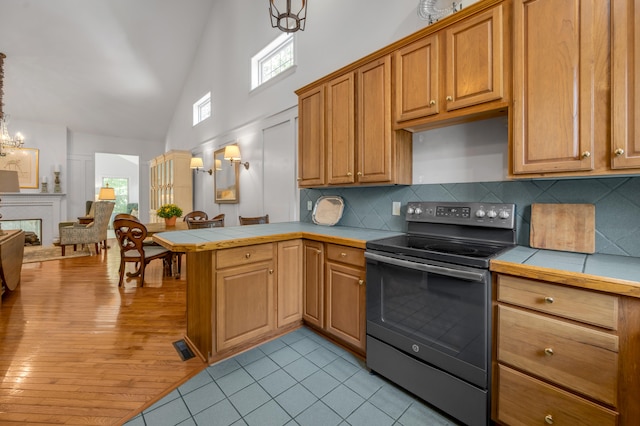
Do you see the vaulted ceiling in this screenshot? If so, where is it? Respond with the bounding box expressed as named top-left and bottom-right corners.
top-left (0, 0), bottom-right (215, 141)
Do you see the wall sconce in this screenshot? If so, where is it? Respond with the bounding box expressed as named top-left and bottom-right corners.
top-left (269, 0), bottom-right (307, 33)
top-left (98, 183), bottom-right (116, 201)
top-left (224, 145), bottom-right (250, 170)
top-left (190, 157), bottom-right (212, 175)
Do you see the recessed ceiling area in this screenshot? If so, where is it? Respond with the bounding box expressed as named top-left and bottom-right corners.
top-left (0, 0), bottom-right (216, 141)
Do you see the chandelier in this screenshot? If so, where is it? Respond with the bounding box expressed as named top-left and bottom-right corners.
top-left (269, 0), bottom-right (307, 33)
top-left (0, 53), bottom-right (25, 157)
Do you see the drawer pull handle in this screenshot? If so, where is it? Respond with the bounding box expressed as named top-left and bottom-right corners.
top-left (245, 253), bottom-right (251, 259)
top-left (545, 414), bottom-right (554, 425)
top-left (544, 347), bottom-right (554, 356)
top-left (544, 296), bottom-right (554, 304)
top-left (341, 253), bottom-right (347, 257)
top-left (358, 280), bottom-right (364, 286)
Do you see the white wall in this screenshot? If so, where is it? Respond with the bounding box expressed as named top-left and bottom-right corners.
top-left (166, 0), bottom-right (483, 219)
top-left (67, 132), bottom-right (164, 222)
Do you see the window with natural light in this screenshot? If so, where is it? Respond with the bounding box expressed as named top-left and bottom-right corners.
top-left (251, 33), bottom-right (295, 90)
top-left (192, 92), bottom-right (211, 126)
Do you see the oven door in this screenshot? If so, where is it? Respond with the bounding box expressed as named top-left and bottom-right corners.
top-left (365, 251), bottom-right (491, 388)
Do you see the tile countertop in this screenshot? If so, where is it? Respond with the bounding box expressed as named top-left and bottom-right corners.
top-left (490, 245), bottom-right (640, 299)
top-left (151, 222), bottom-right (404, 252)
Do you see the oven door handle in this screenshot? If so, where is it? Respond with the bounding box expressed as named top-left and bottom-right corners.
top-left (364, 252), bottom-right (487, 282)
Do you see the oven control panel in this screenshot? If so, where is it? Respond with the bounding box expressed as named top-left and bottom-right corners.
top-left (406, 201), bottom-right (516, 229)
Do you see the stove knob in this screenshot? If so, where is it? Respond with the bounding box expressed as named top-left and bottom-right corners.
top-left (487, 210), bottom-right (498, 219)
top-left (499, 210), bottom-right (510, 219)
top-left (407, 206), bottom-right (415, 215)
top-left (475, 209), bottom-right (486, 218)
top-left (414, 207), bottom-right (423, 215)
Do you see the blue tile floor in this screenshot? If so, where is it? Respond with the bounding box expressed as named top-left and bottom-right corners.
top-left (124, 327), bottom-right (461, 426)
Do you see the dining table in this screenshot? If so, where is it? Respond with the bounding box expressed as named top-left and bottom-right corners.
top-left (144, 221), bottom-right (189, 236)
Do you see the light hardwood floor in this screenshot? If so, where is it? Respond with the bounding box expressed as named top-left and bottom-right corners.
top-left (0, 242), bottom-right (205, 425)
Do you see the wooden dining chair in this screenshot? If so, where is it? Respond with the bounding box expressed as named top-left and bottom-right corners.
top-left (238, 214), bottom-right (269, 225)
top-left (113, 218), bottom-right (173, 286)
top-left (183, 210), bottom-right (208, 222)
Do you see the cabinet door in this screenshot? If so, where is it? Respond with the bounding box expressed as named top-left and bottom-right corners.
top-left (611, 0), bottom-right (640, 169)
top-left (303, 240), bottom-right (324, 328)
top-left (325, 261), bottom-right (366, 352)
top-left (357, 55), bottom-right (393, 183)
top-left (298, 86), bottom-right (325, 187)
top-left (277, 240), bottom-right (303, 328)
top-left (216, 261), bottom-right (275, 351)
top-left (444, 4), bottom-right (504, 111)
top-left (326, 73), bottom-right (356, 185)
top-left (512, 0), bottom-right (599, 174)
top-left (394, 34), bottom-right (440, 123)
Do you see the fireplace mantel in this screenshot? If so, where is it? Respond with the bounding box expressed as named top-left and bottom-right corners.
top-left (0, 193), bottom-right (66, 246)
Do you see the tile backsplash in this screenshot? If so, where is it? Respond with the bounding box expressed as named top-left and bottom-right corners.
top-left (300, 176), bottom-right (640, 257)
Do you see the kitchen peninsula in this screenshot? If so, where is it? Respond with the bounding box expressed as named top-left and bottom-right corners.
top-left (152, 222), bottom-right (402, 363)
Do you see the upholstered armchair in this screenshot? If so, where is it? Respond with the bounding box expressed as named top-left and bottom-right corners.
top-left (57, 201), bottom-right (115, 256)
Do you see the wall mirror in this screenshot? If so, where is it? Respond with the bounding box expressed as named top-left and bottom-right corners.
top-left (214, 146), bottom-right (239, 203)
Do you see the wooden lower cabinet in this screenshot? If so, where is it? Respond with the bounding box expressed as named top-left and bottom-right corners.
top-left (186, 239), bottom-right (367, 363)
top-left (493, 273), bottom-right (640, 425)
top-left (277, 240), bottom-right (303, 328)
top-left (302, 240), bottom-right (324, 328)
top-left (216, 247), bottom-right (275, 352)
top-left (324, 244), bottom-right (366, 353)
top-left (302, 241), bottom-right (366, 354)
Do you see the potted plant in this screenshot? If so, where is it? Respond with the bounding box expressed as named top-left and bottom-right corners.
top-left (156, 203), bottom-right (183, 226)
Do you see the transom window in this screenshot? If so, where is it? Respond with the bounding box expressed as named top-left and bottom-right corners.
top-left (193, 92), bottom-right (211, 126)
top-left (251, 33), bottom-right (295, 90)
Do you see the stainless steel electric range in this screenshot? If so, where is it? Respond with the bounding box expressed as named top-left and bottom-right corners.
top-left (365, 201), bottom-right (516, 426)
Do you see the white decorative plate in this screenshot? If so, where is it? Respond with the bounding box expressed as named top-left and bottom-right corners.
top-left (312, 196), bottom-right (345, 226)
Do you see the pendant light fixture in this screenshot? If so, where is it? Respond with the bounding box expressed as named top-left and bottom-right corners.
top-left (269, 0), bottom-right (307, 33)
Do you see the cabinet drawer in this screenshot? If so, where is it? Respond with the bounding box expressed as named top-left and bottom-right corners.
top-left (496, 364), bottom-right (618, 426)
top-left (216, 243), bottom-right (274, 269)
top-left (497, 275), bottom-right (619, 330)
top-left (498, 305), bottom-right (618, 406)
top-left (326, 244), bottom-right (364, 267)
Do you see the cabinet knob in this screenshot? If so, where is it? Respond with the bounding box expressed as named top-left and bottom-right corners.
top-left (357, 171), bottom-right (362, 176)
top-left (544, 296), bottom-right (554, 304)
top-left (245, 253), bottom-right (251, 259)
top-left (545, 414), bottom-right (554, 425)
top-left (581, 151), bottom-right (591, 158)
top-left (340, 253), bottom-right (347, 257)
top-left (615, 148), bottom-right (625, 156)
top-left (446, 96), bottom-right (453, 101)
top-left (347, 172), bottom-right (353, 176)
top-left (269, 269), bottom-right (274, 274)
top-left (429, 100), bottom-right (436, 106)
top-left (544, 347), bottom-right (554, 356)
top-left (297, 177), bottom-right (302, 181)
top-left (358, 280), bottom-right (364, 286)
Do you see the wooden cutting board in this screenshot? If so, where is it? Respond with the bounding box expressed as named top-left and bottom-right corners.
top-left (530, 203), bottom-right (595, 253)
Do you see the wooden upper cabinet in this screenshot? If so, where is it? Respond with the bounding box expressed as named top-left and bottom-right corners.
top-left (512, 0), bottom-right (602, 174)
top-left (358, 56), bottom-right (394, 183)
top-left (298, 85), bottom-right (325, 187)
top-left (611, 0), bottom-right (640, 169)
top-left (326, 73), bottom-right (356, 185)
top-left (394, 1), bottom-right (508, 130)
top-left (394, 34), bottom-right (440, 122)
top-left (444, 4), bottom-right (504, 111)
